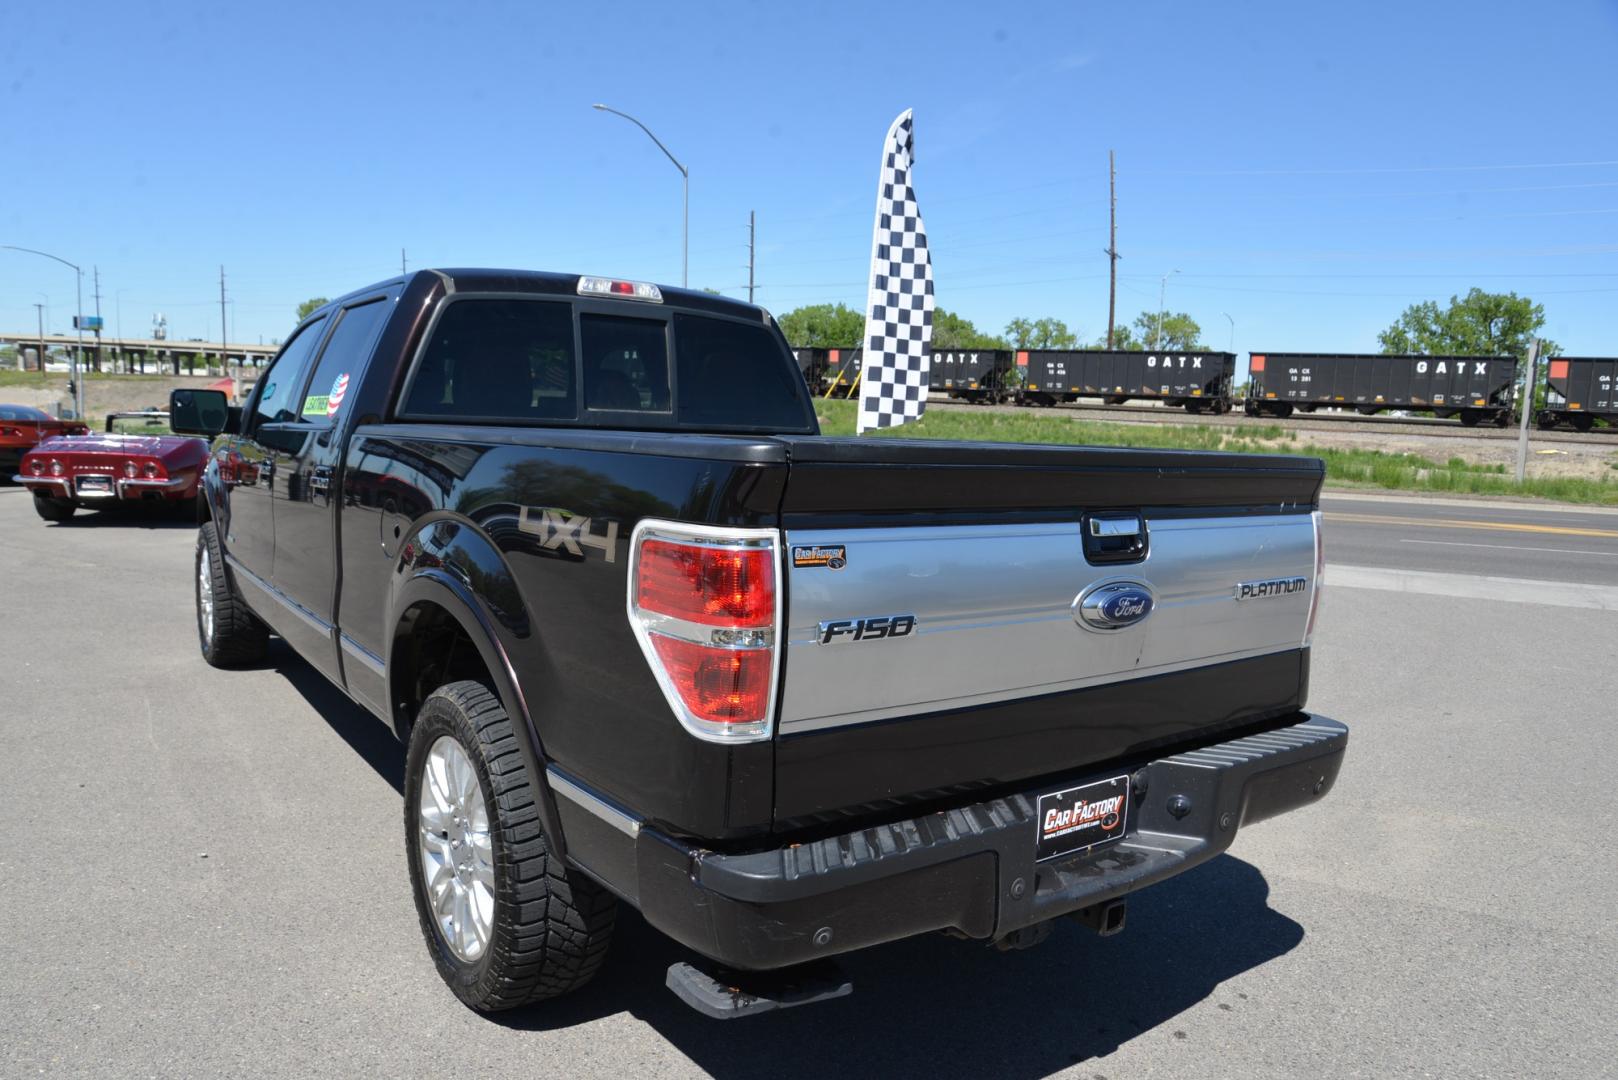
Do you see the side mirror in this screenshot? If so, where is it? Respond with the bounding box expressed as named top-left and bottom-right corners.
top-left (170, 389), bottom-right (233, 436)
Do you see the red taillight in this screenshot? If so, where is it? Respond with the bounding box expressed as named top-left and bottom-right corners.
top-left (636, 540), bottom-right (774, 626)
top-left (628, 522), bottom-right (779, 742)
top-left (144, 461), bottom-right (161, 478)
top-left (649, 635), bottom-right (773, 725)
top-left (1304, 510), bottom-right (1325, 647)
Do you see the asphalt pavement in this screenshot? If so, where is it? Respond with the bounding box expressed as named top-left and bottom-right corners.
top-left (1, 484), bottom-right (1615, 1079)
top-left (1324, 491), bottom-right (1618, 585)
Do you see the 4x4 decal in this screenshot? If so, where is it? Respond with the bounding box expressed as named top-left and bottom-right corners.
top-left (518, 507), bottom-right (620, 563)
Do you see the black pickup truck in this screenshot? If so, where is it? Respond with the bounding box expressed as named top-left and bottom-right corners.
top-left (171, 269), bottom-right (1346, 1018)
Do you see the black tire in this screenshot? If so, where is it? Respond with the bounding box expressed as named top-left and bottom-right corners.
top-left (173, 495), bottom-right (199, 521)
top-left (33, 494), bottom-right (75, 522)
top-left (405, 681), bottom-right (616, 1011)
top-left (195, 520), bottom-right (269, 666)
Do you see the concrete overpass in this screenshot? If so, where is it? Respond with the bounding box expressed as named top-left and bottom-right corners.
top-left (0, 331), bottom-right (279, 375)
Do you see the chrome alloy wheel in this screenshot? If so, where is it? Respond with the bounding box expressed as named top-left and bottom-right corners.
top-left (198, 544), bottom-right (215, 644)
top-left (418, 736), bottom-right (495, 962)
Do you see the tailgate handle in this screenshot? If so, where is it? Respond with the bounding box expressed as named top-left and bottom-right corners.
top-left (1089, 518), bottom-right (1140, 538)
top-left (1083, 512), bottom-right (1148, 564)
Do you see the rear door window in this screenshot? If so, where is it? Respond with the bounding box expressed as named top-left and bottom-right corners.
top-left (300, 298), bottom-right (391, 423)
top-left (581, 314), bottom-right (670, 413)
top-left (674, 315), bottom-right (811, 430)
top-left (402, 299), bottom-right (576, 420)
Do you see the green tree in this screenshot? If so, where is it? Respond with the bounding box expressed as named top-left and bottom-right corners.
top-left (932, 308), bottom-right (1008, 350)
top-left (1094, 324), bottom-right (1144, 350)
top-left (296, 297), bottom-right (329, 322)
top-left (776, 303), bottom-right (865, 348)
top-left (1130, 310), bottom-right (1204, 351)
top-left (1378, 288), bottom-right (1557, 358)
top-left (1004, 316), bottom-right (1078, 349)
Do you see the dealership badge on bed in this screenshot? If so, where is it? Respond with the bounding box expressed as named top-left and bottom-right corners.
top-left (326, 373), bottom-right (350, 417)
top-left (856, 109), bottom-right (935, 435)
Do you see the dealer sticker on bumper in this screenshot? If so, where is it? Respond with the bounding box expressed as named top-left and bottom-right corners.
top-left (1036, 775), bottom-right (1130, 862)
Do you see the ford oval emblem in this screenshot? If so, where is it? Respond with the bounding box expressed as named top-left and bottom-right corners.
top-left (1074, 581), bottom-right (1156, 632)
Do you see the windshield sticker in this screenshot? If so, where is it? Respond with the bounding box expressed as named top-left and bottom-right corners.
top-left (327, 373), bottom-right (350, 417)
top-left (301, 394), bottom-right (328, 416)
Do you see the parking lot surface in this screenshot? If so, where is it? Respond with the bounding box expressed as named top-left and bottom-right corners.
top-left (2, 485), bottom-right (1614, 1079)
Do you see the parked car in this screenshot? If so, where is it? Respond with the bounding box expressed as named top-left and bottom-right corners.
top-left (0, 403), bottom-right (89, 476)
top-left (13, 412), bottom-right (209, 522)
top-left (173, 269), bottom-right (1345, 1019)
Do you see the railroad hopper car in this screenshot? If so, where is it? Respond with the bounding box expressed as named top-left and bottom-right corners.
top-left (792, 347), bottom-right (864, 398)
top-left (1538, 357), bottom-right (1616, 431)
top-left (1018, 350), bottom-right (1236, 413)
top-left (1246, 352), bottom-right (1516, 426)
top-left (932, 349), bottom-right (1016, 403)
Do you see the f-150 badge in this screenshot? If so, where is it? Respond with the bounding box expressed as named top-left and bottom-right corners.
top-left (817, 614), bottom-right (916, 645)
top-left (518, 507), bottom-right (619, 563)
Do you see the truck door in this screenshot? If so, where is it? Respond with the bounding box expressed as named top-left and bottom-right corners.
top-left (220, 314), bottom-right (329, 591)
top-left (269, 294), bottom-right (395, 684)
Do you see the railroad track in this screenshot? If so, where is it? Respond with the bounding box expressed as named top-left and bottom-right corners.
top-left (922, 397), bottom-right (1618, 447)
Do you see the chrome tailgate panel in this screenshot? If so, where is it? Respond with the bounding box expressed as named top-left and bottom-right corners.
top-left (779, 512), bottom-right (1316, 734)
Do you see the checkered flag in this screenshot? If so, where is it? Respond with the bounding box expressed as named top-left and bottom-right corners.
top-left (857, 110), bottom-right (934, 434)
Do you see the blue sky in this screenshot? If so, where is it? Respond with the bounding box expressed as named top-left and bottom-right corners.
top-left (3, 0), bottom-right (1616, 370)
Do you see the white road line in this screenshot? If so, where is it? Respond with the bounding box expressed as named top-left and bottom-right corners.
top-left (1332, 565), bottom-right (1618, 610)
top-left (1399, 538), bottom-right (1616, 557)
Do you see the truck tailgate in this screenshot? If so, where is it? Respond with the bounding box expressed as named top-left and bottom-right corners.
top-left (771, 436), bottom-right (1323, 827)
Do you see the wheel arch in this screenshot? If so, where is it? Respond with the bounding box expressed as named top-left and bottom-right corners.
top-left (386, 561), bottom-right (569, 860)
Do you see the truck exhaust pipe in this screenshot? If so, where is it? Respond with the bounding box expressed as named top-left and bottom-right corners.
top-left (1069, 899), bottom-right (1127, 937)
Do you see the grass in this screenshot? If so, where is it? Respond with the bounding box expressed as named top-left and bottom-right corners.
top-left (813, 399), bottom-right (1618, 506)
top-left (0, 369), bottom-right (194, 387)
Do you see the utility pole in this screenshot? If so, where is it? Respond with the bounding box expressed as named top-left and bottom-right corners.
top-left (220, 266), bottom-right (231, 390)
top-left (1514, 338), bottom-right (1542, 484)
top-left (33, 303), bottom-right (44, 374)
top-left (401, 248), bottom-right (408, 275)
top-left (92, 266), bottom-right (105, 372)
top-left (1105, 150), bottom-right (1119, 350)
top-left (747, 211), bottom-right (756, 304)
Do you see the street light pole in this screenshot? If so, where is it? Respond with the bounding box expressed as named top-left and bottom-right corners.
top-left (592, 104), bottom-right (688, 287)
top-left (4, 244), bottom-right (86, 417)
top-left (1222, 312), bottom-right (1235, 353)
top-left (1155, 269), bottom-right (1180, 350)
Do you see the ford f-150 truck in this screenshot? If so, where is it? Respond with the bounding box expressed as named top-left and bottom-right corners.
top-left (170, 269), bottom-right (1345, 1019)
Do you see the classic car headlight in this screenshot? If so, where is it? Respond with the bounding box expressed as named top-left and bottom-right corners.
top-left (49, 459), bottom-right (63, 476)
top-left (124, 460), bottom-right (138, 478)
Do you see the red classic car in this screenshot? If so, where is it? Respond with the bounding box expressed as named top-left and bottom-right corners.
top-left (0, 403), bottom-right (90, 476)
top-left (14, 412), bottom-right (210, 522)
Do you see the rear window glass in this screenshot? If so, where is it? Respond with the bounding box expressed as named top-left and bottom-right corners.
top-left (675, 315), bottom-right (809, 430)
top-left (581, 314), bottom-right (670, 413)
top-left (403, 299), bottom-right (576, 420)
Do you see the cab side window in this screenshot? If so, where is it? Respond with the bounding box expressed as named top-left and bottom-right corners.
top-left (252, 316), bottom-right (328, 433)
top-left (299, 299), bottom-right (390, 424)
